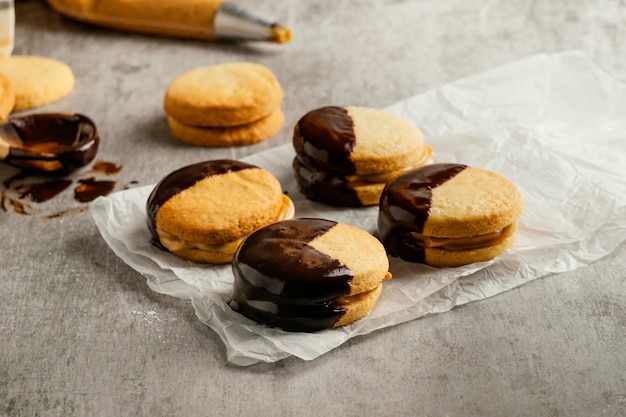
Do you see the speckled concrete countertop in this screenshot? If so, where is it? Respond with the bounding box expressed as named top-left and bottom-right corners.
top-left (2, 1), bottom-right (625, 416)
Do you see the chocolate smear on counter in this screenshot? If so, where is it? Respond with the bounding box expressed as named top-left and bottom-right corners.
top-left (0, 158), bottom-right (127, 216)
top-left (74, 178), bottom-right (116, 203)
top-left (16, 179), bottom-right (73, 203)
top-left (45, 207), bottom-right (88, 219)
top-left (91, 161), bottom-right (123, 175)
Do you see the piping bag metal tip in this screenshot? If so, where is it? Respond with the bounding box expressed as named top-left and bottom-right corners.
top-left (214, 2), bottom-right (292, 44)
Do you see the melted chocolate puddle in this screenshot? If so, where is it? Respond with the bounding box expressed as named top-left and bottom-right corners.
top-left (2, 113), bottom-right (100, 175)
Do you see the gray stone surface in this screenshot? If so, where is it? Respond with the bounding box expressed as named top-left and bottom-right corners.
top-left (1, 0), bottom-right (625, 416)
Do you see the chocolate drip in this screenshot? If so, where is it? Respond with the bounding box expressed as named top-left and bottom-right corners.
top-left (146, 159), bottom-right (254, 249)
top-left (294, 106), bottom-right (357, 174)
top-left (378, 163), bottom-right (466, 263)
top-left (4, 113), bottom-right (99, 175)
top-left (292, 158), bottom-right (361, 207)
top-left (292, 106), bottom-right (367, 205)
top-left (229, 218), bottom-right (353, 332)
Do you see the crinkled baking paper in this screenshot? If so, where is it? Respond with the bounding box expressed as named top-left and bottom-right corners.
top-left (91, 51), bottom-right (626, 366)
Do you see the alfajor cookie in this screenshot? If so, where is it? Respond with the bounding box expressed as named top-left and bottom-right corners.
top-left (378, 163), bottom-right (524, 267)
top-left (229, 218), bottom-right (392, 332)
top-left (147, 159), bottom-right (294, 264)
top-left (0, 55), bottom-right (75, 111)
top-left (167, 107), bottom-right (284, 147)
top-left (164, 62), bottom-right (284, 127)
top-left (0, 74), bottom-right (15, 119)
top-left (293, 106), bottom-right (434, 207)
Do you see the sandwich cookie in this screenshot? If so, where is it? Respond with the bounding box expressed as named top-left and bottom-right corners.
top-left (164, 62), bottom-right (284, 147)
top-left (378, 163), bottom-right (524, 267)
top-left (229, 218), bottom-right (392, 332)
top-left (0, 55), bottom-right (75, 111)
top-left (147, 159), bottom-right (294, 264)
top-left (293, 106), bottom-right (434, 206)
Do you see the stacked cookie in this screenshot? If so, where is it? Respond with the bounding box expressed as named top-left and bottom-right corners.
top-left (229, 218), bottom-right (392, 332)
top-left (378, 163), bottom-right (525, 267)
top-left (293, 105), bottom-right (434, 206)
top-left (164, 62), bottom-right (285, 147)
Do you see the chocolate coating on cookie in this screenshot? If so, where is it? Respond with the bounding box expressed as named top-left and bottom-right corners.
top-left (292, 158), bottom-right (362, 206)
top-left (146, 159), bottom-right (253, 250)
top-left (229, 218), bottom-right (354, 332)
top-left (378, 163), bottom-right (467, 263)
top-left (294, 106), bottom-right (357, 174)
top-left (292, 107), bottom-right (365, 206)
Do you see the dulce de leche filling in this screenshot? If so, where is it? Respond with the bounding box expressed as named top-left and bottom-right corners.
top-left (343, 145), bottom-right (434, 187)
top-left (409, 221), bottom-right (517, 251)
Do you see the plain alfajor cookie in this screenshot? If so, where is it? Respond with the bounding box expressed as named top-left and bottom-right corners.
top-left (378, 163), bottom-right (524, 267)
top-left (229, 218), bottom-right (392, 332)
top-left (147, 159), bottom-right (294, 264)
top-left (0, 55), bottom-right (75, 111)
top-left (293, 106), bottom-right (434, 206)
top-left (164, 62), bottom-right (284, 128)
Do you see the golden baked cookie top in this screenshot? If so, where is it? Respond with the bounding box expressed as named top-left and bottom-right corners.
top-left (148, 159), bottom-right (287, 246)
top-left (164, 62), bottom-right (283, 127)
top-left (0, 55), bottom-right (75, 111)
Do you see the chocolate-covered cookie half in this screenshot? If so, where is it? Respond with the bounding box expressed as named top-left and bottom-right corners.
top-left (229, 218), bottom-right (392, 332)
top-left (378, 163), bottom-right (524, 266)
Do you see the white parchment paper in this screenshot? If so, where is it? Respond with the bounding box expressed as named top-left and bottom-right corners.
top-left (91, 51), bottom-right (626, 366)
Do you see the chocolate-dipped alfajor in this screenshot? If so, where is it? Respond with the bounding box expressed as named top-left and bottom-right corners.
top-left (146, 159), bottom-right (294, 264)
top-left (378, 163), bottom-right (524, 267)
top-left (229, 218), bottom-right (392, 332)
top-left (292, 106), bottom-right (434, 207)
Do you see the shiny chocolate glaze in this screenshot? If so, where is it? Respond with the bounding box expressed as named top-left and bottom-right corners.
top-left (293, 106), bottom-right (366, 206)
top-left (146, 159), bottom-right (254, 250)
top-left (378, 163), bottom-right (467, 263)
top-left (292, 158), bottom-right (361, 207)
top-left (3, 113), bottom-right (99, 175)
top-left (229, 218), bottom-right (353, 332)
top-left (294, 106), bottom-right (356, 173)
